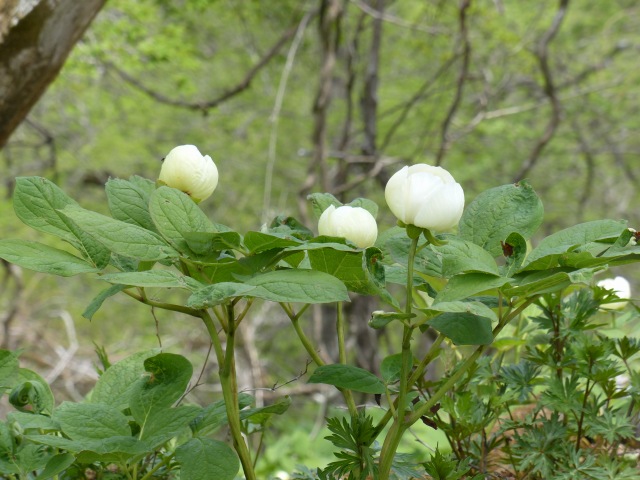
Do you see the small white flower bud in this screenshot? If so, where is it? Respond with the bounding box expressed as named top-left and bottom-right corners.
top-left (318, 205), bottom-right (378, 248)
top-left (158, 145), bottom-right (219, 203)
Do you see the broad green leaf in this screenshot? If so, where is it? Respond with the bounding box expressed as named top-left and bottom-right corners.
top-left (422, 301), bottom-right (498, 323)
top-left (7, 412), bottom-right (57, 431)
top-left (12, 176), bottom-right (110, 268)
top-left (0, 240), bottom-right (99, 276)
top-left (308, 364), bottom-right (385, 394)
top-left (1, 443), bottom-right (50, 475)
top-left (90, 349), bottom-right (159, 409)
top-left (99, 270), bottom-right (204, 290)
top-left (307, 192), bottom-right (342, 219)
top-left (129, 353), bottom-right (193, 425)
top-left (245, 269), bottom-right (349, 303)
top-left (190, 394), bottom-right (254, 436)
top-left (504, 267), bottom-right (604, 297)
top-left (268, 215), bottom-right (314, 240)
top-left (35, 453), bottom-right (75, 480)
top-left (436, 273), bottom-right (512, 303)
top-left (183, 231), bottom-right (244, 256)
top-left (10, 369), bottom-right (54, 415)
top-left (385, 236), bottom-right (442, 278)
top-left (105, 177), bottom-right (156, 231)
top-left (459, 181), bottom-right (544, 257)
top-left (243, 231), bottom-right (301, 253)
top-left (176, 438), bottom-right (239, 480)
top-left (426, 313), bottom-right (493, 345)
top-left (308, 248), bottom-right (373, 294)
top-left (381, 353), bottom-right (408, 384)
top-left (139, 405), bottom-right (202, 448)
top-left (149, 186), bottom-right (216, 254)
top-left (54, 402), bottom-right (131, 440)
top-left (26, 434), bottom-right (147, 462)
top-left (432, 237), bottom-right (500, 277)
top-left (59, 204), bottom-right (178, 261)
top-left (0, 350), bottom-right (19, 391)
top-left (522, 220), bottom-right (628, 271)
top-left (187, 282), bottom-right (256, 308)
top-left (82, 284), bottom-right (126, 320)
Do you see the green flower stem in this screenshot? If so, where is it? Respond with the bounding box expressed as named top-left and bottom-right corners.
top-left (378, 235), bottom-right (419, 479)
top-left (407, 296), bottom-right (538, 425)
top-left (219, 302), bottom-right (257, 480)
top-left (336, 302), bottom-right (358, 417)
top-left (281, 302), bottom-right (358, 417)
top-left (138, 453), bottom-right (174, 480)
top-left (200, 310), bottom-right (225, 367)
top-left (408, 334), bottom-right (445, 387)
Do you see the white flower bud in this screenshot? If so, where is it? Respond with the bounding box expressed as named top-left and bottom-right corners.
top-left (158, 145), bottom-right (219, 203)
top-left (597, 276), bottom-right (631, 310)
top-left (384, 164), bottom-right (464, 232)
top-left (318, 205), bottom-right (377, 248)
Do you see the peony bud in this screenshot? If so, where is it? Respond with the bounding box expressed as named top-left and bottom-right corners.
top-left (158, 145), bottom-right (219, 203)
top-left (385, 164), bottom-right (464, 232)
top-left (318, 205), bottom-right (378, 248)
top-left (597, 276), bottom-right (631, 310)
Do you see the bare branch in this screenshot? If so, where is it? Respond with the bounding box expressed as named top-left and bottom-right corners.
top-left (360, 0), bottom-right (383, 157)
top-left (435, 0), bottom-right (472, 166)
top-left (571, 120), bottom-right (595, 221)
top-left (349, 0), bottom-right (447, 35)
top-left (105, 23), bottom-right (299, 113)
top-left (513, 0), bottom-right (570, 182)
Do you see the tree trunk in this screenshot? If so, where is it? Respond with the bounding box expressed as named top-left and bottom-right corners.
top-left (0, 0), bottom-right (106, 148)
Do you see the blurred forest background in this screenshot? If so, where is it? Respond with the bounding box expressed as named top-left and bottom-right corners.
top-left (1, 0), bottom-right (639, 473)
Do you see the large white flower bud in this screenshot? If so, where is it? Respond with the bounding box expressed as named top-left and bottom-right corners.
top-left (597, 276), bottom-right (631, 310)
top-left (318, 205), bottom-right (378, 248)
top-left (385, 164), bottom-right (464, 232)
top-left (158, 145), bottom-right (219, 203)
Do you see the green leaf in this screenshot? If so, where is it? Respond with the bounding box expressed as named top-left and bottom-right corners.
top-left (99, 270), bottom-right (204, 290)
top-left (501, 232), bottom-right (528, 277)
top-left (0, 240), bottom-right (100, 277)
top-left (149, 186), bottom-right (217, 254)
top-left (521, 220), bottom-right (627, 271)
top-left (139, 405), bottom-right (202, 448)
top-left (381, 353), bottom-right (408, 384)
top-left (307, 192), bottom-right (342, 219)
top-left (308, 248), bottom-right (374, 295)
top-left (176, 438), bottom-right (239, 480)
top-left (436, 273), bottom-right (512, 303)
top-left (308, 364), bottom-right (385, 394)
top-left (183, 231), bottom-right (243, 256)
top-left (26, 434), bottom-right (147, 462)
top-left (347, 198), bottom-right (378, 218)
top-left (0, 350), bottom-right (20, 392)
top-left (58, 204), bottom-right (178, 261)
top-left (268, 216), bottom-right (314, 240)
top-left (187, 282), bottom-right (257, 308)
top-left (240, 396), bottom-right (292, 425)
top-left (129, 353), bottom-right (193, 425)
top-left (504, 267), bottom-right (604, 297)
top-left (459, 181), bottom-right (544, 257)
top-left (9, 369), bottom-right (54, 415)
top-left (82, 284), bottom-right (127, 320)
top-left (190, 394), bottom-right (254, 436)
top-left (35, 453), bottom-right (75, 480)
top-left (432, 237), bottom-right (500, 277)
top-left (243, 231), bottom-right (301, 254)
top-left (385, 236), bottom-right (442, 278)
top-left (426, 313), bottom-right (493, 345)
top-left (368, 311), bottom-right (414, 329)
top-left (7, 412), bottom-right (57, 431)
top-left (12, 176), bottom-right (110, 268)
top-left (245, 269), bottom-right (349, 303)
top-left (422, 300), bottom-right (498, 323)
top-left (54, 402), bottom-right (131, 440)
top-left (105, 177), bottom-right (156, 231)
top-left (89, 349), bottom-right (159, 409)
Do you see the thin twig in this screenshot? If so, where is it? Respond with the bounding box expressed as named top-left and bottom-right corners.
top-left (105, 24), bottom-right (299, 113)
top-left (435, 0), bottom-right (472, 166)
top-left (513, 0), bottom-right (571, 181)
